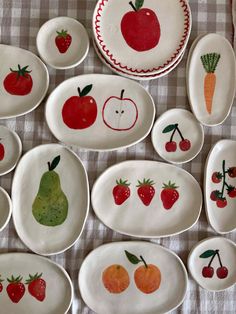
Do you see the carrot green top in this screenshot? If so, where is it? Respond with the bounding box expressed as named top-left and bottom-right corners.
top-left (201, 53), bottom-right (221, 73)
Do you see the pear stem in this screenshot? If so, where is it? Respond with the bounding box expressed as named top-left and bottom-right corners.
top-left (129, 1), bottom-right (137, 11)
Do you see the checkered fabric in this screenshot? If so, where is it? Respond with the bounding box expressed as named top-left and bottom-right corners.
top-left (0, 0), bottom-right (235, 313)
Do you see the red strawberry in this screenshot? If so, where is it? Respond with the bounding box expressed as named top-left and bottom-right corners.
top-left (227, 186), bottom-right (236, 198)
top-left (26, 272), bottom-right (46, 302)
top-left (113, 179), bottom-right (131, 205)
top-left (7, 275), bottom-right (25, 303)
top-left (211, 172), bottom-right (223, 183)
top-left (0, 275), bottom-right (4, 293)
top-left (227, 167), bottom-right (236, 178)
top-left (137, 179), bottom-right (155, 206)
top-left (216, 197), bottom-right (227, 208)
top-left (55, 29), bottom-right (72, 53)
top-left (210, 190), bottom-right (221, 201)
top-left (161, 181), bottom-right (179, 210)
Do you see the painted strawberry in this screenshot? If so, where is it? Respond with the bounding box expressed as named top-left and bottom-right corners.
top-left (211, 172), bottom-right (223, 183)
top-left (228, 167), bottom-right (236, 178)
top-left (26, 272), bottom-right (46, 302)
top-left (137, 179), bottom-right (155, 206)
top-left (161, 181), bottom-right (179, 210)
top-left (216, 197), bottom-right (227, 208)
top-left (113, 179), bottom-right (131, 205)
top-left (7, 275), bottom-right (25, 303)
top-left (0, 275), bottom-right (4, 293)
top-left (227, 186), bottom-right (236, 198)
top-left (55, 29), bottom-right (72, 53)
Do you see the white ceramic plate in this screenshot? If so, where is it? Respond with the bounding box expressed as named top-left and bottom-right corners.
top-left (45, 74), bottom-right (155, 151)
top-left (188, 237), bottom-right (236, 291)
top-left (0, 253), bottom-right (73, 313)
top-left (151, 109), bottom-right (204, 164)
top-left (12, 144), bottom-right (89, 255)
top-left (93, 0), bottom-right (191, 75)
top-left (92, 160), bottom-right (202, 238)
top-left (0, 125), bottom-right (22, 176)
top-left (79, 241), bottom-right (188, 314)
top-left (204, 140), bottom-right (236, 234)
top-left (0, 44), bottom-right (49, 119)
top-left (37, 17), bottom-right (89, 70)
top-left (187, 33), bottom-right (236, 126)
top-left (0, 187), bottom-right (12, 232)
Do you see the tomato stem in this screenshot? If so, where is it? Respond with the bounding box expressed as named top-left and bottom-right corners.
top-left (220, 160), bottom-right (227, 197)
top-left (129, 1), bottom-right (137, 11)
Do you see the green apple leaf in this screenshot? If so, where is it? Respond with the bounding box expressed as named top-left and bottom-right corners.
top-left (49, 155), bottom-right (61, 171)
top-left (162, 124), bottom-right (177, 133)
top-left (79, 84), bottom-right (93, 97)
top-left (199, 250), bottom-right (216, 258)
top-left (125, 250), bottom-right (141, 264)
top-left (135, 0), bottom-right (144, 11)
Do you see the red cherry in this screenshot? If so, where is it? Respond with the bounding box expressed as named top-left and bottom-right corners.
top-left (179, 139), bottom-right (191, 151)
top-left (211, 172), bottom-right (222, 183)
top-left (165, 141), bottom-right (177, 152)
top-left (216, 266), bottom-right (228, 279)
top-left (216, 198), bottom-right (227, 208)
top-left (210, 190), bottom-right (220, 201)
top-left (202, 266), bottom-right (214, 278)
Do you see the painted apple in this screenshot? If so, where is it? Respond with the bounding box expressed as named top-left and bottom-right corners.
top-left (62, 84), bottom-right (98, 129)
top-left (102, 89), bottom-right (138, 131)
top-left (0, 139), bottom-right (4, 161)
top-left (121, 0), bottom-right (161, 52)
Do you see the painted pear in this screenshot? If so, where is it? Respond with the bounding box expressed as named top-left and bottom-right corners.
top-left (32, 155), bottom-right (68, 227)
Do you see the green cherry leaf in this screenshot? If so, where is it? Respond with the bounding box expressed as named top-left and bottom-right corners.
top-left (125, 250), bottom-right (141, 264)
top-left (80, 84), bottom-right (93, 97)
top-left (135, 0), bottom-right (144, 10)
top-left (162, 124), bottom-right (177, 133)
top-left (50, 155), bottom-right (61, 171)
top-left (199, 250), bottom-right (216, 258)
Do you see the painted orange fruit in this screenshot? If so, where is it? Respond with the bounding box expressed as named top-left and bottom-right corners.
top-left (134, 264), bottom-right (161, 294)
top-left (102, 264), bottom-right (130, 294)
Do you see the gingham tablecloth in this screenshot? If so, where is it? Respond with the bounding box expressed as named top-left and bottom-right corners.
top-left (0, 1), bottom-right (235, 313)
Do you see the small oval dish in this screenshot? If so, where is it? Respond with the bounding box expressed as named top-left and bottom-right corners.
top-left (188, 237), bottom-right (236, 291)
top-left (187, 33), bottom-right (236, 126)
top-left (151, 109), bottom-right (204, 164)
top-left (204, 140), bottom-right (236, 234)
top-left (0, 125), bottom-right (22, 176)
top-left (91, 160), bottom-right (202, 238)
top-left (0, 187), bottom-right (12, 232)
top-left (36, 16), bottom-right (89, 70)
top-left (12, 144), bottom-right (89, 255)
top-left (79, 241), bottom-right (188, 314)
top-left (0, 253), bottom-right (73, 314)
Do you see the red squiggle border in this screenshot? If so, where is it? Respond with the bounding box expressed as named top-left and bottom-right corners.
top-left (94, 0), bottom-right (191, 74)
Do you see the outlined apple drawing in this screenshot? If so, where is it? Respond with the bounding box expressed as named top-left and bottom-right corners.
top-left (121, 0), bottom-right (161, 52)
top-left (102, 89), bottom-right (138, 131)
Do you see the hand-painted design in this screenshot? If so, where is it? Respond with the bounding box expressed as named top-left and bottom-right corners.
top-left (113, 179), bottom-right (131, 205)
top-left (26, 273), bottom-right (46, 302)
top-left (0, 275), bottom-right (4, 293)
top-left (102, 265), bottom-right (130, 294)
top-left (102, 89), bottom-right (138, 131)
top-left (3, 65), bottom-right (33, 96)
top-left (125, 250), bottom-right (161, 294)
top-left (55, 29), bottom-right (72, 53)
top-left (201, 53), bottom-right (221, 114)
top-left (62, 84), bottom-right (98, 130)
top-left (32, 155), bottom-right (69, 226)
top-left (162, 123), bottom-right (191, 152)
top-left (210, 160), bottom-right (236, 208)
top-left (161, 181), bottom-right (179, 210)
top-left (0, 139), bottom-right (5, 161)
top-left (200, 249), bottom-right (228, 279)
top-left (7, 275), bottom-right (25, 303)
top-left (136, 179), bottom-right (155, 206)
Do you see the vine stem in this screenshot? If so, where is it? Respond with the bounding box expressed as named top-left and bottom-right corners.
top-left (221, 160), bottom-right (227, 197)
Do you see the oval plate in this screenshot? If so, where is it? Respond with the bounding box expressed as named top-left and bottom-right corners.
top-left (0, 44), bottom-right (49, 119)
top-left (92, 160), bottom-right (202, 237)
top-left (0, 253), bottom-right (73, 313)
top-left (45, 74), bottom-right (155, 151)
top-left (204, 140), bottom-right (236, 234)
top-left (79, 241), bottom-right (188, 314)
top-left (12, 144), bottom-right (89, 255)
top-left (0, 186), bottom-right (12, 232)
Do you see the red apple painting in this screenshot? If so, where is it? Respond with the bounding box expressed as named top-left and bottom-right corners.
top-left (0, 139), bottom-right (5, 161)
top-left (102, 89), bottom-right (138, 131)
top-left (121, 0), bottom-right (161, 52)
top-left (62, 84), bottom-right (98, 129)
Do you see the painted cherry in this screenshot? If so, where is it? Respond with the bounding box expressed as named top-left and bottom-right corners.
top-left (179, 139), bottom-right (191, 151)
top-left (165, 141), bottom-right (177, 152)
top-left (217, 267), bottom-right (228, 279)
top-left (202, 266), bottom-right (214, 278)
top-left (0, 139), bottom-right (5, 161)
top-left (162, 124), bottom-right (191, 153)
top-left (200, 249), bottom-right (228, 280)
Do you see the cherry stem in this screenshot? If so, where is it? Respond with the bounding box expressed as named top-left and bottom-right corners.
top-left (176, 125), bottom-right (185, 141)
top-left (208, 250), bottom-right (218, 267)
top-left (221, 160), bottom-right (227, 197)
top-left (120, 89), bottom-right (125, 100)
top-left (170, 124), bottom-right (179, 142)
top-left (47, 162), bottom-right (51, 171)
top-left (140, 255), bottom-right (148, 269)
top-left (129, 1), bottom-right (137, 11)
top-left (216, 250), bottom-right (223, 267)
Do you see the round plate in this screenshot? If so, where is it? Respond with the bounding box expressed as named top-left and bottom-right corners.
top-left (37, 17), bottom-right (89, 70)
top-left (188, 237), bottom-right (236, 291)
top-left (12, 144), bottom-right (89, 255)
top-left (151, 109), bottom-right (204, 164)
top-left (0, 187), bottom-right (12, 232)
top-left (0, 125), bottom-right (22, 176)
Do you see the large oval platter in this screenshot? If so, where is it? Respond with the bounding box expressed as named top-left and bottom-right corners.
top-left (0, 253), bottom-right (73, 314)
top-left (79, 241), bottom-right (188, 314)
top-left (45, 74), bottom-right (155, 151)
top-left (92, 160), bottom-right (202, 237)
top-left (12, 144), bottom-right (89, 255)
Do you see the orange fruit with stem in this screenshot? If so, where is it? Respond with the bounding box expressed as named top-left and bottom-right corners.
top-left (102, 264), bottom-right (130, 294)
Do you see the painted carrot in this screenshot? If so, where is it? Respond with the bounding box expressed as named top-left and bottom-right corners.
top-left (201, 53), bottom-right (221, 114)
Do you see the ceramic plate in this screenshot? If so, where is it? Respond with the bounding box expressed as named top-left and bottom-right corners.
top-left (45, 74), bottom-right (155, 151)
top-left (0, 44), bottom-right (49, 119)
top-left (151, 109), bottom-right (204, 164)
top-left (0, 125), bottom-right (22, 176)
top-left (79, 241), bottom-right (188, 314)
top-left (187, 33), bottom-right (236, 126)
top-left (92, 160), bottom-right (202, 238)
top-left (0, 253), bottom-right (73, 313)
top-left (93, 0), bottom-right (191, 75)
top-left (37, 17), bottom-right (89, 70)
top-left (204, 140), bottom-right (236, 234)
top-left (0, 187), bottom-right (12, 232)
top-left (12, 144), bottom-right (89, 255)
top-left (188, 237), bottom-right (236, 291)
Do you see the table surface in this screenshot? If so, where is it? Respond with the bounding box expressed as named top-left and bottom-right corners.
top-left (0, 0), bottom-right (235, 313)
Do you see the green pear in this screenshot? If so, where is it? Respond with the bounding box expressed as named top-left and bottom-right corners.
top-left (32, 155), bottom-right (68, 227)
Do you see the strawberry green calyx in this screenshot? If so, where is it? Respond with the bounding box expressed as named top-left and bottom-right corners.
top-left (116, 179), bottom-right (130, 186)
top-left (7, 275), bottom-right (23, 283)
top-left (136, 178), bottom-right (155, 187)
top-left (25, 272), bottom-right (43, 284)
top-left (10, 64), bottom-right (31, 77)
top-left (56, 29), bottom-right (69, 38)
top-left (162, 181), bottom-right (178, 189)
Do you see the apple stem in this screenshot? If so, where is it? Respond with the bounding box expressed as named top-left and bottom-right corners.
top-left (129, 1), bottom-right (137, 11)
top-left (216, 250), bottom-right (223, 267)
top-left (77, 87), bottom-right (81, 97)
top-left (120, 89), bottom-right (125, 100)
top-left (170, 124), bottom-right (178, 142)
top-left (208, 250), bottom-right (217, 267)
top-left (140, 255), bottom-right (148, 269)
